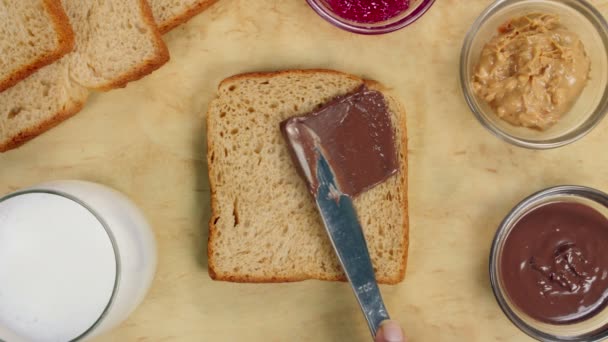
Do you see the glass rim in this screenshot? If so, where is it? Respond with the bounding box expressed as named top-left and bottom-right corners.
top-left (0, 188), bottom-right (121, 342)
top-left (305, 0), bottom-right (436, 35)
top-left (489, 185), bottom-right (608, 341)
top-left (459, 0), bottom-right (608, 150)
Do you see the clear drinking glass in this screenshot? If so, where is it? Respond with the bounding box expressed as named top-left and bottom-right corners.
top-left (0, 180), bottom-right (157, 342)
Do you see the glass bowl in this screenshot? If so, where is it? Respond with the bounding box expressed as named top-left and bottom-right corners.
top-left (306, 0), bottom-right (436, 35)
top-left (490, 185), bottom-right (608, 341)
top-left (460, 0), bottom-right (608, 149)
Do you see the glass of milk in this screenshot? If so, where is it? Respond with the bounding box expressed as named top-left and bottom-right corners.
top-left (0, 180), bottom-right (157, 342)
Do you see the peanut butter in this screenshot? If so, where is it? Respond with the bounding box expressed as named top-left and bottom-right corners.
top-left (472, 14), bottom-right (590, 130)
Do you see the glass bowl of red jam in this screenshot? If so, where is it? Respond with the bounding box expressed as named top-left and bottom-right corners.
top-left (491, 185), bottom-right (608, 341)
top-left (306, 0), bottom-right (436, 34)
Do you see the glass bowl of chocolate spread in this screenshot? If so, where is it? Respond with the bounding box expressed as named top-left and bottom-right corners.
top-left (306, 0), bottom-right (435, 34)
top-left (460, 0), bottom-right (608, 149)
top-left (491, 185), bottom-right (608, 341)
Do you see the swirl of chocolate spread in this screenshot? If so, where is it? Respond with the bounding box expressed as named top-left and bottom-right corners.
top-left (501, 202), bottom-right (608, 324)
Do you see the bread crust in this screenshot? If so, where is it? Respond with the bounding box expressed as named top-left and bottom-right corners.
top-left (91, 0), bottom-right (170, 91)
top-left (0, 96), bottom-right (88, 152)
top-left (0, 0), bottom-right (75, 92)
top-left (207, 70), bottom-right (408, 285)
top-left (157, 0), bottom-right (218, 34)
top-left (366, 80), bottom-right (409, 283)
top-left (217, 69), bottom-right (363, 91)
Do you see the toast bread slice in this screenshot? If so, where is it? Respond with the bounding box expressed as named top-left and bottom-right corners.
top-left (206, 70), bottom-right (409, 284)
top-left (0, 0), bottom-right (170, 152)
top-left (150, 0), bottom-right (217, 33)
top-left (0, 59), bottom-right (89, 152)
top-left (0, 0), bottom-right (74, 92)
top-left (64, 0), bottom-right (169, 90)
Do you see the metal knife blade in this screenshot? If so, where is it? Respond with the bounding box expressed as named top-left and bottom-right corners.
top-left (314, 151), bottom-right (390, 338)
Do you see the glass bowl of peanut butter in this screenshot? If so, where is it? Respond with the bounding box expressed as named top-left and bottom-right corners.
top-left (461, 0), bottom-right (608, 149)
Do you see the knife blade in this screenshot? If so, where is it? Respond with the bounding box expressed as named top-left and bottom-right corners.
top-left (314, 150), bottom-right (390, 337)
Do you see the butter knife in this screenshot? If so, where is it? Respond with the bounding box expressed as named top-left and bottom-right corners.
top-left (314, 151), bottom-right (390, 338)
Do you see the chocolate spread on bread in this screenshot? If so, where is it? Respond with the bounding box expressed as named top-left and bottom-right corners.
top-left (280, 85), bottom-right (398, 197)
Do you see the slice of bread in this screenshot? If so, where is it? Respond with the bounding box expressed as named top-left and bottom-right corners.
top-left (206, 70), bottom-right (409, 284)
top-left (0, 0), bottom-right (169, 152)
top-left (64, 0), bottom-right (169, 90)
top-left (150, 0), bottom-right (217, 33)
top-left (0, 0), bottom-right (74, 92)
top-left (0, 59), bottom-right (89, 152)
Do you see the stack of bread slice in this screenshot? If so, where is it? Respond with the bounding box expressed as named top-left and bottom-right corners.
top-left (0, 0), bottom-right (217, 152)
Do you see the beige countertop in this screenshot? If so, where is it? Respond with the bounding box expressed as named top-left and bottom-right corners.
top-left (2, 0), bottom-right (608, 341)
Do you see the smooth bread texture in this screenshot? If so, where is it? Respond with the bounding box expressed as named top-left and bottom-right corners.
top-left (150, 0), bottom-right (217, 33)
top-left (0, 0), bottom-right (74, 92)
top-left (65, 0), bottom-right (169, 90)
top-left (0, 59), bottom-right (89, 152)
top-left (207, 70), bottom-right (409, 284)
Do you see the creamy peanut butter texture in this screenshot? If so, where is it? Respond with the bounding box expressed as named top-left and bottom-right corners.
top-left (472, 14), bottom-right (590, 130)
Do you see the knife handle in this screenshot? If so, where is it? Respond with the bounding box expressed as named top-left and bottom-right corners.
top-left (313, 154), bottom-right (392, 338)
top-left (351, 266), bottom-right (391, 337)
top-left (316, 192), bottom-right (390, 337)
top-left (353, 270), bottom-right (390, 337)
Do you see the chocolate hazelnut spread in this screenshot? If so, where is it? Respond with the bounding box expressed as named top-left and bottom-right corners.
top-left (280, 85), bottom-right (398, 197)
top-left (472, 14), bottom-right (590, 130)
top-left (500, 202), bottom-right (608, 324)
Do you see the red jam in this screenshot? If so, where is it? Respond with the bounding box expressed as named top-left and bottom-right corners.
top-left (326, 0), bottom-right (411, 23)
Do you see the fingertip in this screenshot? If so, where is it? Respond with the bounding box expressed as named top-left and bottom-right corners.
top-left (376, 320), bottom-right (405, 342)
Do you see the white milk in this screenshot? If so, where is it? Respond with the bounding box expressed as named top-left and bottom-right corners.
top-left (0, 193), bottom-right (116, 341)
top-left (0, 181), bottom-right (157, 342)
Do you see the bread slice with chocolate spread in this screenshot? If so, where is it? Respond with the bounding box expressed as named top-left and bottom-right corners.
top-left (206, 70), bottom-right (409, 284)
